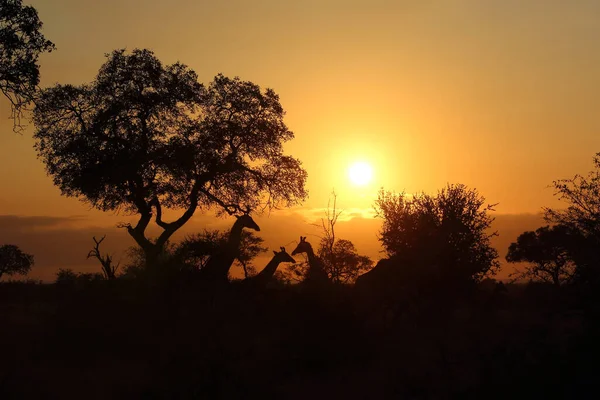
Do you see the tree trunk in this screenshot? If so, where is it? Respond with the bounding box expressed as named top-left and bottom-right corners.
top-left (143, 244), bottom-right (164, 270)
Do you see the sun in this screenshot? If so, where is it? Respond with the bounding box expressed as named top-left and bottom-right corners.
top-left (348, 161), bottom-right (373, 186)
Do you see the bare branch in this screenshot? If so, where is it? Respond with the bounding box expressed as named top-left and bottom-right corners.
top-left (86, 235), bottom-right (120, 279)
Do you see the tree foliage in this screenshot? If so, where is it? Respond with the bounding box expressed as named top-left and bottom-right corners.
top-left (0, 244), bottom-right (34, 279)
top-left (33, 49), bottom-right (307, 263)
top-left (506, 225), bottom-right (577, 286)
top-left (1, 0), bottom-right (54, 128)
top-left (374, 184), bottom-right (499, 284)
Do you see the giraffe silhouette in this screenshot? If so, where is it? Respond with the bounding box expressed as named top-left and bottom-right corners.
top-left (244, 246), bottom-right (296, 287)
top-left (291, 236), bottom-right (330, 286)
top-left (200, 214), bottom-right (261, 284)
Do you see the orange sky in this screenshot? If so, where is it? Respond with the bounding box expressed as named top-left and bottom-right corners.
top-left (1, 0), bottom-right (600, 280)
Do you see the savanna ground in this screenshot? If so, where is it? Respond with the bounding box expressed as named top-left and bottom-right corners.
top-left (1, 276), bottom-right (598, 399)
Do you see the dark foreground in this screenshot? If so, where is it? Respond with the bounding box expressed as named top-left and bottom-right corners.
top-left (1, 279), bottom-right (598, 399)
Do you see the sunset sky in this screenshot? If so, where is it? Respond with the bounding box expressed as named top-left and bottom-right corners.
top-left (1, 0), bottom-right (600, 280)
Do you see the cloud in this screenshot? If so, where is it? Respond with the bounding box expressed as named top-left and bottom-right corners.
top-left (0, 215), bottom-right (88, 231)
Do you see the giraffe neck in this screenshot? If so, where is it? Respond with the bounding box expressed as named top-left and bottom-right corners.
top-left (204, 218), bottom-right (247, 281)
top-left (301, 243), bottom-right (329, 285)
top-left (304, 245), bottom-right (325, 272)
top-left (226, 218), bottom-right (246, 251)
top-left (254, 255), bottom-right (282, 282)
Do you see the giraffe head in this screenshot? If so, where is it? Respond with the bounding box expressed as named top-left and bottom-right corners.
top-left (273, 246), bottom-right (296, 263)
top-left (291, 236), bottom-right (312, 256)
top-left (235, 213), bottom-right (260, 231)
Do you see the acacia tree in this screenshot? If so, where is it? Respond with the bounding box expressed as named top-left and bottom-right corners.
top-left (33, 49), bottom-right (307, 266)
top-left (1, 0), bottom-right (55, 128)
top-left (374, 184), bottom-right (500, 284)
top-left (0, 244), bottom-right (34, 279)
top-left (506, 225), bottom-right (577, 287)
top-left (174, 229), bottom-right (267, 278)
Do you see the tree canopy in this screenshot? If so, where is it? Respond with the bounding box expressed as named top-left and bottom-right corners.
top-left (374, 184), bottom-right (499, 284)
top-left (0, 244), bottom-right (34, 279)
top-left (33, 49), bottom-right (307, 263)
top-left (1, 0), bottom-right (54, 127)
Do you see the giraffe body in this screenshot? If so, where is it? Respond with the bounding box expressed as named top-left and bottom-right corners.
top-left (200, 214), bottom-right (260, 283)
top-left (291, 236), bottom-right (330, 285)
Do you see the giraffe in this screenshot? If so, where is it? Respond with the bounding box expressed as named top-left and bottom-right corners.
top-left (291, 236), bottom-right (330, 285)
top-left (245, 246), bottom-right (295, 287)
top-left (354, 258), bottom-right (394, 291)
top-left (200, 214), bottom-right (261, 284)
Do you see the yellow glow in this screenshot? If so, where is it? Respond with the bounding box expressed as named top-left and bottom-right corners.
top-left (348, 161), bottom-right (373, 186)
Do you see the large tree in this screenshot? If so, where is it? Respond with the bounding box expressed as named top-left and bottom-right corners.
top-left (33, 49), bottom-right (307, 265)
top-left (0, 244), bottom-right (34, 280)
top-left (374, 184), bottom-right (499, 284)
top-left (506, 225), bottom-right (577, 287)
top-left (1, 0), bottom-right (54, 128)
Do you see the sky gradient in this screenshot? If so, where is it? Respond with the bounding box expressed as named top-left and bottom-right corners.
top-left (1, 0), bottom-right (599, 280)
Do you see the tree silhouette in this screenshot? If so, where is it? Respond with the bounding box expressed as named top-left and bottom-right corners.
top-left (374, 184), bottom-right (499, 285)
top-left (0, 244), bottom-right (34, 280)
top-left (174, 229), bottom-right (266, 278)
top-left (544, 153), bottom-right (600, 285)
top-left (506, 225), bottom-right (576, 287)
top-left (33, 49), bottom-right (307, 266)
top-left (1, 0), bottom-right (55, 129)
